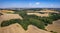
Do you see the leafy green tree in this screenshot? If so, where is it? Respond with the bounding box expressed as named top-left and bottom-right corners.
top-left (1, 19), bottom-right (21, 27)
top-left (29, 18), bottom-right (45, 29)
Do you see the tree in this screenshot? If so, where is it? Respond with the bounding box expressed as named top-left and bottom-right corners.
top-left (0, 13), bottom-right (3, 16)
top-left (29, 18), bottom-right (45, 29)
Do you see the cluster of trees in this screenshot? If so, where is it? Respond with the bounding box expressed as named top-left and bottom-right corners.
top-left (1, 18), bottom-right (45, 30)
top-left (49, 13), bottom-right (60, 21)
top-left (1, 10), bottom-right (60, 31)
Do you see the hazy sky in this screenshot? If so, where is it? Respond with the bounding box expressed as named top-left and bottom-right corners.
top-left (0, 0), bottom-right (60, 8)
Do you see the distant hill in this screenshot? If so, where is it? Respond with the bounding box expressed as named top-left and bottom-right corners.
top-left (0, 8), bottom-right (60, 11)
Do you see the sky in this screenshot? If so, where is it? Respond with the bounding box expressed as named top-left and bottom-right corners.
top-left (0, 0), bottom-right (60, 8)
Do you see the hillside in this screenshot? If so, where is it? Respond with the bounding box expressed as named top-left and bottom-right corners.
top-left (0, 14), bottom-right (23, 25)
top-left (0, 9), bottom-right (60, 33)
top-left (45, 20), bottom-right (60, 33)
top-left (0, 23), bottom-right (26, 33)
top-left (0, 23), bottom-right (51, 33)
top-left (26, 25), bottom-right (51, 33)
